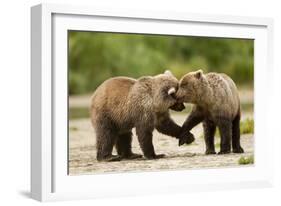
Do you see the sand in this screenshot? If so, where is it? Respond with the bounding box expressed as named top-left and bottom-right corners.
top-left (68, 113), bottom-right (254, 175)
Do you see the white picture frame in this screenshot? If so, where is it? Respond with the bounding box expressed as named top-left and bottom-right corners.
top-left (31, 3), bottom-right (274, 202)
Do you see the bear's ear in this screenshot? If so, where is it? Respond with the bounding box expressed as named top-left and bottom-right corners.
top-left (164, 70), bottom-right (174, 77)
top-left (194, 70), bottom-right (203, 79)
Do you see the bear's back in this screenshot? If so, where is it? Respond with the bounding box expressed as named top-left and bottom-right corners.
top-left (91, 77), bottom-right (136, 124)
top-left (205, 73), bottom-right (240, 119)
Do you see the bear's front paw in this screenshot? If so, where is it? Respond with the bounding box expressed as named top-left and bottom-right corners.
top-left (178, 132), bottom-right (195, 146)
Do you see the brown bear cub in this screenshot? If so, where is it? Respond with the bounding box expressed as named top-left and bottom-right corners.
top-left (90, 71), bottom-right (194, 162)
top-left (176, 70), bottom-right (244, 154)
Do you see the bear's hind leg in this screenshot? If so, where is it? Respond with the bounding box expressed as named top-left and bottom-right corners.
top-left (232, 114), bottom-right (244, 153)
top-left (216, 118), bottom-right (232, 155)
top-left (203, 119), bottom-right (216, 155)
top-left (95, 125), bottom-right (121, 162)
top-left (116, 131), bottom-right (142, 160)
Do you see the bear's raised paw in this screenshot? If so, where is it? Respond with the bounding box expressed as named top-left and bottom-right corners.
top-left (178, 132), bottom-right (195, 146)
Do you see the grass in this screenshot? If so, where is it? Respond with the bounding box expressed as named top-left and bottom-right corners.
top-left (215, 142), bottom-right (220, 148)
top-left (240, 103), bottom-right (253, 113)
top-left (238, 155), bottom-right (254, 165)
top-left (215, 128), bottom-right (220, 137)
top-left (240, 118), bottom-right (254, 134)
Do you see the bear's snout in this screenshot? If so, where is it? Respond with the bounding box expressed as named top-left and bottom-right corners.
top-left (169, 102), bottom-right (185, 112)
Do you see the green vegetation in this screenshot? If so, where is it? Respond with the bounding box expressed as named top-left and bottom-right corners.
top-left (215, 142), bottom-right (220, 149)
top-left (238, 155), bottom-right (254, 165)
top-left (215, 128), bottom-right (220, 138)
top-left (69, 31), bottom-right (254, 95)
top-left (240, 118), bottom-right (254, 134)
top-left (241, 103), bottom-right (254, 113)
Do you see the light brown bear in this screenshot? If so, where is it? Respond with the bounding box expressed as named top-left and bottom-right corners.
top-left (176, 70), bottom-right (244, 154)
top-left (90, 71), bottom-right (194, 162)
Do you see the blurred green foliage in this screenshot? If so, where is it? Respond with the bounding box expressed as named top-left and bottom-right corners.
top-left (240, 118), bottom-right (254, 134)
top-left (238, 155), bottom-right (254, 165)
top-left (69, 31), bottom-right (254, 94)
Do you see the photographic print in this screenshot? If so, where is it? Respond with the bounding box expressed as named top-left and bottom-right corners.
top-left (68, 31), bottom-right (254, 175)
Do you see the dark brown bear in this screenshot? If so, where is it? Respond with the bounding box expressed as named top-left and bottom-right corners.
top-left (90, 71), bottom-right (194, 162)
top-left (176, 70), bottom-right (244, 154)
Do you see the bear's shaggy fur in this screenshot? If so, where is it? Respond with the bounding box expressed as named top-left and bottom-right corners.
top-left (176, 70), bottom-right (244, 154)
top-left (90, 71), bottom-right (194, 161)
